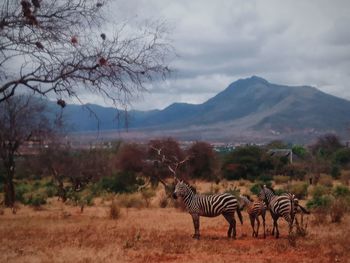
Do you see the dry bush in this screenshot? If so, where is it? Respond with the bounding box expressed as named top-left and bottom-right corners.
top-left (238, 179), bottom-right (247, 187)
top-left (318, 174), bottom-right (333, 187)
top-left (116, 193), bottom-right (146, 209)
top-left (312, 208), bottom-right (329, 225)
top-left (273, 175), bottom-right (290, 184)
top-left (158, 193), bottom-right (169, 208)
top-left (140, 188), bottom-right (156, 208)
top-left (289, 182), bottom-right (309, 199)
top-left (207, 183), bottom-right (220, 194)
top-left (330, 198), bottom-right (347, 223)
top-left (60, 211), bottom-right (72, 219)
top-left (109, 200), bottom-right (121, 220)
top-left (295, 214), bottom-right (308, 237)
top-left (101, 193), bottom-right (116, 203)
top-left (340, 171), bottom-right (350, 186)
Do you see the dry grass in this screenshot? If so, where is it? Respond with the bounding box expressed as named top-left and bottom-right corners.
top-left (0, 202), bottom-right (349, 263)
top-left (0, 180), bottom-right (348, 262)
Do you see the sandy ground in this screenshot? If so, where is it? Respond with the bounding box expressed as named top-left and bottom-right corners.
top-left (0, 203), bottom-right (349, 263)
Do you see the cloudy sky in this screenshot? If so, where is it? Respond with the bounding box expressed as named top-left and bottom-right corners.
top-left (88, 0), bottom-right (350, 110)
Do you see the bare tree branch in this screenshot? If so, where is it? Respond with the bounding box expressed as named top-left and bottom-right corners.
top-left (0, 0), bottom-right (173, 107)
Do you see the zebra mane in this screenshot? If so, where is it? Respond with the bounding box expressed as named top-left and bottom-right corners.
top-left (182, 180), bottom-right (197, 194)
top-left (265, 185), bottom-right (276, 194)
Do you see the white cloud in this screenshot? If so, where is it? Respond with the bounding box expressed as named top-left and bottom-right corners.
top-left (97, 0), bottom-right (350, 110)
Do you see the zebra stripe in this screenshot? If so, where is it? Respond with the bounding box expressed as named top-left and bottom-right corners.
top-left (173, 181), bottom-right (243, 239)
top-left (240, 195), bottom-right (267, 238)
top-left (258, 186), bottom-right (295, 238)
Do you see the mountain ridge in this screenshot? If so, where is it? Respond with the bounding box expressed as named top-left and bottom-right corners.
top-left (56, 76), bottom-right (350, 142)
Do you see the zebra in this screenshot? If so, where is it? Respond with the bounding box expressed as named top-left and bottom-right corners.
top-left (172, 180), bottom-right (243, 239)
top-left (258, 185), bottom-right (309, 238)
top-left (239, 195), bottom-right (267, 238)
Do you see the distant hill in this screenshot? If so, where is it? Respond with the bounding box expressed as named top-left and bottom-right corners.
top-left (56, 76), bottom-right (350, 143)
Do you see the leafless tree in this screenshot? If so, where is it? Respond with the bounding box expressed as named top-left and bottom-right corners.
top-left (0, 0), bottom-right (172, 106)
top-left (146, 140), bottom-right (191, 194)
top-left (0, 95), bottom-right (52, 207)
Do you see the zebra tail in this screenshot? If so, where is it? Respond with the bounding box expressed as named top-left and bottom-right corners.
top-left (298, 204), bottom-right (310, 214)
top-left (236, 205), bottom-right (243, 225)
top-left (290, 194), bottom-right (295, 222)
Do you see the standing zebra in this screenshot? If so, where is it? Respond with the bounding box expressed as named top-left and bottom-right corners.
top-left (240, 195), bottom-right (267, 238)
top-left (258, 185), bottom-right (296, 238)
top-left (173, 180), bottom-right (243, 239)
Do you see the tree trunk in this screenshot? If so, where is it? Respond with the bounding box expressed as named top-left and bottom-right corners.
top-left (3, 154), bottom-right (16, 207)
top-left (4, 177), bottom-right (15, 207)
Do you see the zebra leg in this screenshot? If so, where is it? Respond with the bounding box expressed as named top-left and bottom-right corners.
top-left (262, 213), bottom-right (266, 239)
top-left (249, 216), bottom-right (255, 237)
top-left (294, 214), bottom-right (300, 228)
top-left (223, 213), bottom-right (236, 239)
top-left (191, 214), bottom-right (200, 239)
top-left (272, 215), bottom-right (280, 238)
top-left (269, 210), bottom-right (275, 236)
top-left (275, 219), bottom-right (280, 238)
top-left (256, 217), bottom-right (260, 238)
top-left (232, 216), bottom-right (237, 239)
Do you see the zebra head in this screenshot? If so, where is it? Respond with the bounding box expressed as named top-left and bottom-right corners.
top-left (172, 181), bottom-right (194, 199)
top-left (258, 185), bottom-right (269, 204)
top-left (258, 185), bottom-right (275, 204)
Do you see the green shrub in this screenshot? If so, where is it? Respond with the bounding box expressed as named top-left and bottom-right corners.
top-left (98, 172), bottom-right (142, 194)
top-left (310, 185), bottom-right (330, 199)
top-left (30, 193), bottom-right (47, 207)
top-left (308, 184), bottom-right (350, 224)
top-left (333, 185), bottom-right (350, 198)
top-left (15, 182), bottom-right (32, 203)
top-left (306, 195), bottom-right (332, 210)
top-left (333, 148), bottom-right (350, 167)
top-left (65, 189), bottom-right (94, 209)
top-left (273, 175), bottom-right (290, 184)
top-left (45, 186), bottom-right (57, 198)
top-left (23, 191), bottom-right (47, 207)
top-left (330, 165), bottom-right (341, 179)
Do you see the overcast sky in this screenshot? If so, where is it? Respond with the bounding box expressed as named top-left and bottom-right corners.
top-left (85, 0), bottom-right (350, 110)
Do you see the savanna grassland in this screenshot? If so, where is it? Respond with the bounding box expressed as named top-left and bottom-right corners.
top-left (1, 181), bottom-right (349, 263)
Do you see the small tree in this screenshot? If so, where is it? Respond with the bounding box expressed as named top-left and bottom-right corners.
top-left (186, 141), bottom-right (217, 181)
top-left (222, 145), bottom-right (273, 181)
top-left (0, 95), bottom-right (52, 207)
top-left (310, 134), bottom-right (343, 159)
top-left (117, 143), bottom-right (147, 173)
top-left (146, 138), bottom-right (185, 187)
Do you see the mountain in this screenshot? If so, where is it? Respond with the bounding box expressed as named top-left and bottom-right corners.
top-left (58, 76), bottom-right (350, 143)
